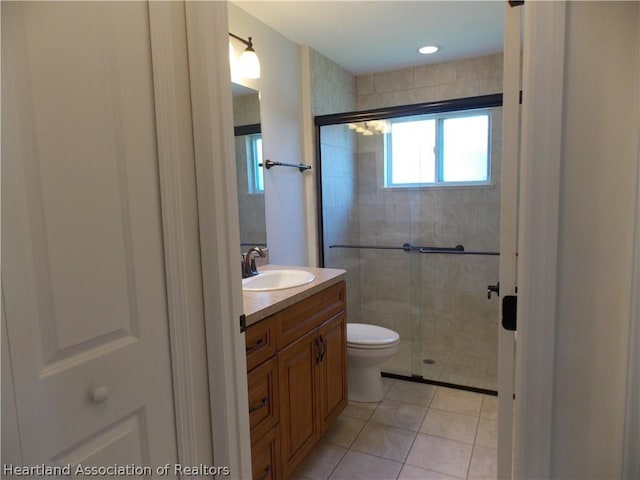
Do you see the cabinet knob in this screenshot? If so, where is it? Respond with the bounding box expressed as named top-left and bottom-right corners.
top-left (91, 385), bottom-right (109, 404)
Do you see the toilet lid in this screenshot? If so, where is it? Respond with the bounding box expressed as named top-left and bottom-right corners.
top-left (347, 323), bottom-right (400, 347)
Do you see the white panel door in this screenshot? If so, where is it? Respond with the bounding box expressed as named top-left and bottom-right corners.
top-left (2, 1), bottom-right (178, 469)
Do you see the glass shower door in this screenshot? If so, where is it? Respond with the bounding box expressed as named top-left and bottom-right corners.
top-left (318, 102), bottom-right (502, 393)
top-left (318, 121), bottom-right (426, 380)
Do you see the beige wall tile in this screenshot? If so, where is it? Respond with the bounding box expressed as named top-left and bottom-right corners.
top-left (357, 74), bottom-right (374, 95)
top-left (455, 55), bottom-right (501, 82)
top-left (374, 67), bottom-right (414, 93)
top-left (414, 61), bottom-right (457, 88)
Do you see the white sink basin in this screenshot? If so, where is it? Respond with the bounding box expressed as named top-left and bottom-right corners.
top-left (242, 269), bottom-right (315, 292)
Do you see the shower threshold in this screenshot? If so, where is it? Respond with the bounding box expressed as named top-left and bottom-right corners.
top-left (381, 371), bottom-right (498, 397)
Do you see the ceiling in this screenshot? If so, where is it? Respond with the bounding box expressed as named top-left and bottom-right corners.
top-left (232, 1), bottom-right (505, 76)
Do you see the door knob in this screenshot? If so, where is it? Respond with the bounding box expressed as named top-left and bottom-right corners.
top-left (90, 385), bottom-right (109, 403)
top-left (487, 282), bottom-right (500, 299)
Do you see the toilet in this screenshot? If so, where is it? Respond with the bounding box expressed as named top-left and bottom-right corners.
top-left (346, 323), bottom-right (400, 402)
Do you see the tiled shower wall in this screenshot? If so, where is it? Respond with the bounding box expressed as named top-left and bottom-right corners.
top-left (356, 54), bottom-right (504, 110)
top-left (309, 48), bottom-right (363, 323)
top-left (315, 53), bottom-right (504, 389)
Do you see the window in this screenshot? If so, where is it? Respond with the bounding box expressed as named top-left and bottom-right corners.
top-left (384, 110), bottom-right (491, 187)
top-left (246, 134), bottom-right (264, 193)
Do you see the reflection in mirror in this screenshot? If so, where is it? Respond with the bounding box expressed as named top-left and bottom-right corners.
top-left (232, 83), bottom-right (266, 249)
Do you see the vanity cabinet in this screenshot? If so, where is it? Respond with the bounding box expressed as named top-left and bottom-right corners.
top-left (244, 281), bottom-right (347, 480)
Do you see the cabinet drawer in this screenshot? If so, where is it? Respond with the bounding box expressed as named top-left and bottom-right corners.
top-left (246, 315), bottom-right (277, 371)
top-left (276, 281), bottom-right (345, 349)
top-left (247, 356), bottom-right (279, 444)
top-left (251, 425), bottom-right (280, 480)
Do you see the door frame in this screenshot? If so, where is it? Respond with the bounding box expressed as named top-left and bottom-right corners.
top-left (156, 0), bottom-right (252, 476)
top-left (182, 2), bottom-right (252, 478)
top-left (149, 1), bottom-right (223, 469)
top-left (512, 2), bottom-right (567, 478)
top-left (497, 3), bottom-right (520, 478)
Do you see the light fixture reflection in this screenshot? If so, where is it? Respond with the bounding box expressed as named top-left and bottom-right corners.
top-left (348, 120), bottom-right (391, 136)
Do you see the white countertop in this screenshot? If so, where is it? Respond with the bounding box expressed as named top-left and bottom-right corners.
top-left (242, 264), bottom-right (346, 328)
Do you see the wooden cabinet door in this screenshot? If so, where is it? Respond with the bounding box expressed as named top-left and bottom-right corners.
top-left (318, 313), bottom-right (348, 433)
top-left (251, 425), bottom-right (280, 480)
top-left (278, 329), bottom-right (321, 477)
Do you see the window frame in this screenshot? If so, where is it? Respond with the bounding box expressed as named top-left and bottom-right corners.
top-left (245, 133), bottom-right (264, 194)
top-left (384, 109), bottom-right (492, 189)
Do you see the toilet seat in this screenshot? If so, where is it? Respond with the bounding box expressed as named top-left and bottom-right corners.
top-left (347, 323), bottom-right (400, 349)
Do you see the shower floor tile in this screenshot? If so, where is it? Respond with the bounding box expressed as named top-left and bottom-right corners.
top-left (380, 340), bottom-right (498, 391)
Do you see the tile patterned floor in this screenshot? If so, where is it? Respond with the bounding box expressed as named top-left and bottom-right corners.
top-left (291, 378), bottom-right (497, 480)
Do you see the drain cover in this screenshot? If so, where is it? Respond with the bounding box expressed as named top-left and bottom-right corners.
top-left (422, 359), bottom-right (436, 365)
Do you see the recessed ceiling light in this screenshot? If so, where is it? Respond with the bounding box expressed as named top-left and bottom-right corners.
top-left (419, 45), bottom-right (439, 55)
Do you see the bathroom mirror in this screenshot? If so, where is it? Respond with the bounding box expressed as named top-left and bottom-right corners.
top-left (232, 82), bottom-right (266, 249)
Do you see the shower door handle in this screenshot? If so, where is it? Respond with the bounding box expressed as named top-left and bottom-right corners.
top-left (487, 282), bottom-right (500, 299)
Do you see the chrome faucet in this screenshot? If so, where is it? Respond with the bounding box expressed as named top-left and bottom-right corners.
top-left (242, 246), bottom-right (266, 278)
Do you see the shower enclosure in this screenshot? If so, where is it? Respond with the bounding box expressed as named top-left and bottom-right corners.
top-left (317, 95), bottom-right (503, 393)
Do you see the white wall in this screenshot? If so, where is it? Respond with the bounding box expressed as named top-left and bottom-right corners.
top-left (228, 3), bottom-right (308, 265)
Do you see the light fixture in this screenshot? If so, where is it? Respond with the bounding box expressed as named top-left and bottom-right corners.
top-left (229, 32), bottom-right (261, 79)
top-left (418, 45), bottom-right (439, 55)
